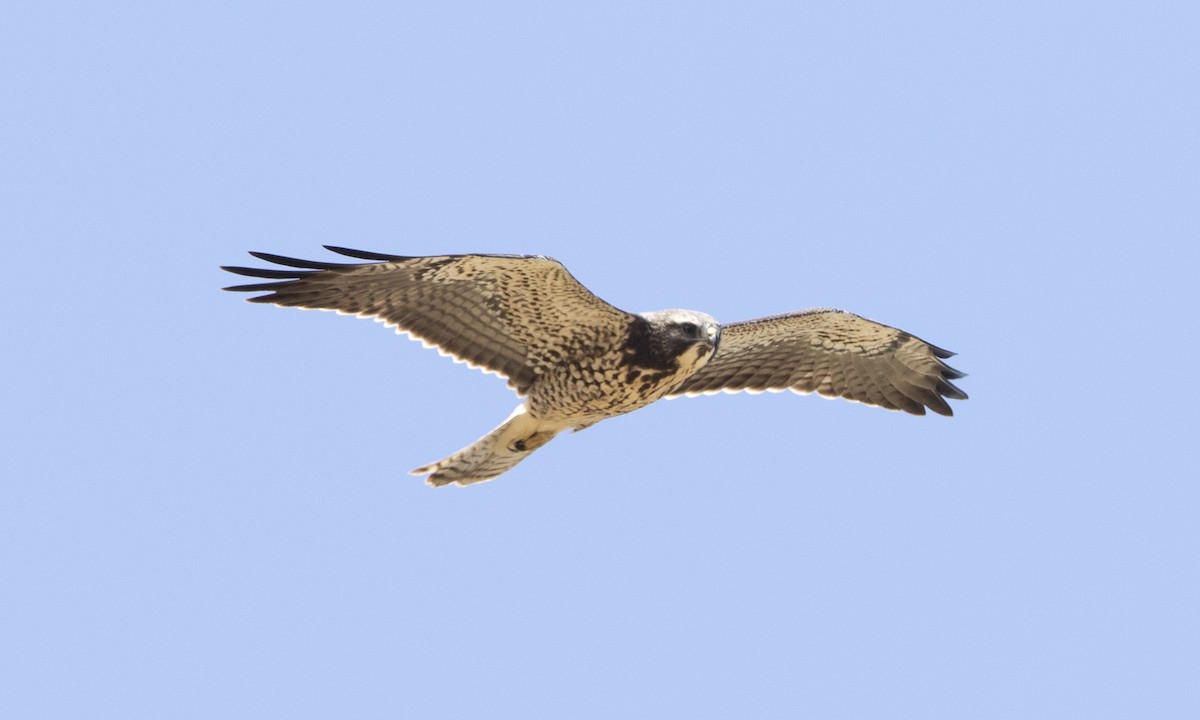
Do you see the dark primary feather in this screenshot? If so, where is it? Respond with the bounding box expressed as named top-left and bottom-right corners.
top-left (221, 247), bottom-right (634, 394)
top-left (669, 309), bottom-right (967, 416)
top-left (321, 246), bottom-right (411, 262)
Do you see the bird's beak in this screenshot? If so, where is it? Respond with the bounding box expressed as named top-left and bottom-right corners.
top-left (705, 324), bottom-right (721, 354)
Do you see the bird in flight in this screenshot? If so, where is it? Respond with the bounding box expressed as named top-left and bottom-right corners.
top-left (223, 247), bottom-right (967, 486)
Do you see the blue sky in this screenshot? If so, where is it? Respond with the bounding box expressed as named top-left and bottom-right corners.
top-left (3, 1), bottom-right (1198, 718)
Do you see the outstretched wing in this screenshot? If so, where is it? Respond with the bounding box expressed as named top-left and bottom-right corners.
top-left (221, 247), bottom-right (634, 394)
top-left (669, 309), bottom-right (967, 416)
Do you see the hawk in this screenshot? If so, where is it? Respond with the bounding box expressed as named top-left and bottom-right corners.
top-left (222, 247), bottom-right (967, 486)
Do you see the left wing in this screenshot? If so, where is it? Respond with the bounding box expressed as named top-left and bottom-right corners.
top-left (668, 309), bottom-right (967, 416)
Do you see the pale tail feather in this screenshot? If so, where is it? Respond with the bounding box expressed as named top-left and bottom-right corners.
top-left (411, 405), bottom-right (566, 486)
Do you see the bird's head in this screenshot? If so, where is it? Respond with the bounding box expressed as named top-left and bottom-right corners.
top-left (637, 309), bottom-right (721, 370)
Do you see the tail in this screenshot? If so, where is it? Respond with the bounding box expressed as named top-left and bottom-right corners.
top-left (411, 405), bottom-right (567, 487)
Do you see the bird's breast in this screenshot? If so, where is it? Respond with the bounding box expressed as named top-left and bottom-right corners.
top-left (527, 352), bottom-right (704, 424)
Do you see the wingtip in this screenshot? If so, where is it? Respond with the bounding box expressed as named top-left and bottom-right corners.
top-left (221, 265), bottom-right (306, 279)
top-left (324, 246), bottom-right (411, 262)
top-left (247, 251), bottom-right (348, 270)
top-left (939, 363), bottom-right (967, 380)
top-left (929, 343), bottom-right (957, 359)
top-left (939, 378), bottom-right (969, 401)
top-left (930, 402), bottom-right (955, 417)
top-left (221, 282), bottom-right (257, 293)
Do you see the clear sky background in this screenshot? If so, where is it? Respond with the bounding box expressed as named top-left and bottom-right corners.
top-left (3, 2), bottom-right (1198, 718)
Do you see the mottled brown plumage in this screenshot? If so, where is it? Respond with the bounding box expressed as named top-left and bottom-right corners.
top-left (669, 309), bottom-right (967, 416)
top-left (222, 247), bottom-right (966, 485)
